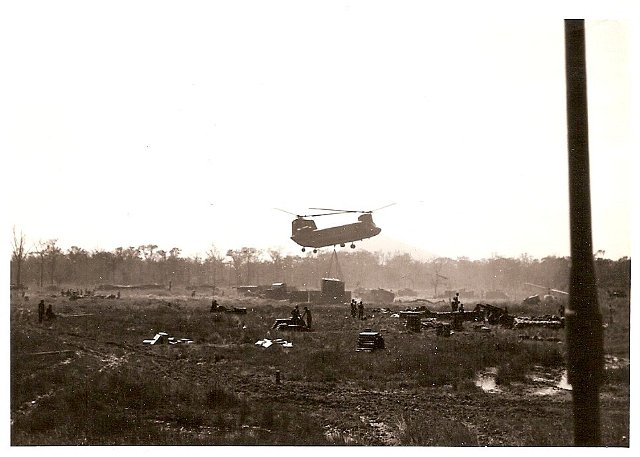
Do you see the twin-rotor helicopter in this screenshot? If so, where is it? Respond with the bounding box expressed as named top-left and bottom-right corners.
top-left (276, 204), bottom-right (395, 253)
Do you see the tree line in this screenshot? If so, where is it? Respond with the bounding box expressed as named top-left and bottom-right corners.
top-left (10, 229), bottom-right (630, 299)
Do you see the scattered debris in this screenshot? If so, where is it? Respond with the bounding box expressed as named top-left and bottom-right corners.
top-left (27, 350), bottom-right (76, 356)
top-left (255, 338), bottom-right (293, 348)
top-left (514, 315), bottom-right (564, 329)
top-left (518, 335), bottom-right (562, 342)
top-left (143, 331), bottom-right (193, 345)
top-left (209, 302), bottom-right (248, 314)
top-left (370, 307), bottom-right (392, 314)
top-left (421, 318), bottom-right (439, 328)
top-left (473, 324), bottom-right (492, 333)
top-left (271, 317), bottom-right (309, 331)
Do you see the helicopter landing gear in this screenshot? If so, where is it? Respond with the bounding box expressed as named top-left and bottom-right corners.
top-left (350, 243), bottom-right (356, 249)
top-left (313, 249), bottom-right (318, 253)
top-left (301, 247), bottom-right (306, 252)
top-left (340, 243), bottom-right (345, 247)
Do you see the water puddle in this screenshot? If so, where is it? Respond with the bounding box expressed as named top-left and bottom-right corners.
top-left (532, 370), bottom-right (572, 396)
top-left (474, 367), bottom-right (501, 393)
top-left (475, 366), bottom-right (570, 396)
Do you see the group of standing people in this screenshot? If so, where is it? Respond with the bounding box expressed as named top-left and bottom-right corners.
top-left (451, 292), bottom-right (464, 312)
top-left (350, 299), bottom-right (365, 320)
top-left (37, 300), bottom-right (56, 323)
top-left (291, 305), bottom-right (312, 330)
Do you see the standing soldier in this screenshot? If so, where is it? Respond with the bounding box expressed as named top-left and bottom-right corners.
top-left (451, 293), bottom-right (460, 312)
top-left (358, 300), bottom-right (364, 320)
top-left (302, 306), bottom-right (312, 330)
top-left (45, 304), bottom-right (56, 320)
top-left (38, 300), bottom-right (45, 323)
top-left (292, 305), bottom-right (302, 325)
top-left (350, 299), bottom-right (357, 318)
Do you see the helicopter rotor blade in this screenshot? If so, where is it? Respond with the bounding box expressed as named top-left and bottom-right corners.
top-left (371, 202), bottom-right (396, 212)
top-left (308, 207), bottom-right (361, 213)
top-left (276, 208), bottom-right (346, 218)
top-left (309, 203), bottom-right (396, 214)
top-left (305, 211), bottom-right (349, 217)
top-left (274, 208), bottom-right (299, 216)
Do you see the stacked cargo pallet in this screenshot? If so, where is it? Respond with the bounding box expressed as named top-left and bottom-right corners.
top-left (356, 330), bottom-right (385, 352)
top-left (399, 311), bottom-right (422, 332)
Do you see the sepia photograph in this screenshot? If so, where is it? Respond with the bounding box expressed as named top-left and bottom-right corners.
top-left (2, 0), bottom-right (635, 448)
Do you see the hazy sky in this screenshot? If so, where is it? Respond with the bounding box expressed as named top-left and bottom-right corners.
top-left (1, 1), bottom-right (635, 261)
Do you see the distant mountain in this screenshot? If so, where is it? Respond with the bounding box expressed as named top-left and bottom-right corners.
top-left (357, 235), bottom-right (437, 261)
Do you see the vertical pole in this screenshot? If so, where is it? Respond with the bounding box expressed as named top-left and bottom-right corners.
top-left (564, 19), bottom-right (603, 446)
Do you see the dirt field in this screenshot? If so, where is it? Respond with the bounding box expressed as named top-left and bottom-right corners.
top-left (10, 288), bottom-right (629, 446)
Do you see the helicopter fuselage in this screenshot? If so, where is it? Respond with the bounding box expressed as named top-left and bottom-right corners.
top-left (290, 213), bottom-right (381, 249)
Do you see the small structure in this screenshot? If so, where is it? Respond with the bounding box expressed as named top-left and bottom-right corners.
top-left (321, 278), bottom-right (346, 304)
top-left (399, 311), bottom-right (422, 332)
top-left (355, 288), bottom-right (395, 304)
top-left (356, 329), bottom-right (385, 352)
top-left (474, 303), bottom-right (512, 325)
top-left (263, 283), bottom-right (289, 300)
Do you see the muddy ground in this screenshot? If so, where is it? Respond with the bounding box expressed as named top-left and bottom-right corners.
top-left (10, 289), bottom-right (630, 446)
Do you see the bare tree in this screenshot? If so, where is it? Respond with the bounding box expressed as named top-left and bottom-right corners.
top-left (268, 248), bottom-right (283, 282)
top-left (140, 244), bottom-right (158, 262)
top-left (11, 227), bottom-right (28, 288)
top-left (430, 258), bottom-right (448, 298)
top-left (206, 245), bottom-right (225, 290)
top-left (34, 241), bottom-right (46, 288)
top-left (226, 249), bottom-right (244, 287)
top-left (44, 240), bottom-right (62, 285)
